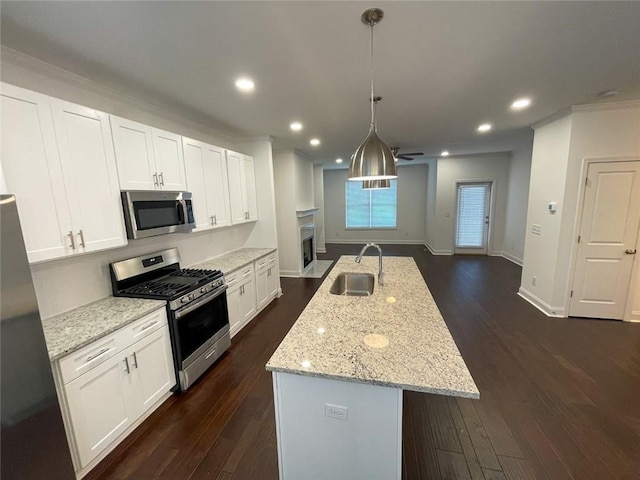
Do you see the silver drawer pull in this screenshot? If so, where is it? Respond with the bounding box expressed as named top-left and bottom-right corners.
top-left (78, 229), bottom-right (86, 248)
top-left (141, 320), bottom-right (158, 331)
top-left (132, 352), bottom-right (138, 368)
top-left (153, 173), bottom-right (159, 187)
top-left (124, 357), bottom-right (130, 374)
top-left (68, 231), bottom-right (76, 250)
top-left (86, 347), bottom-right (110, 362)
top-left (204, 346), bottom-right (217, 359)
top-left (159, 172), bottom-right (165, 186)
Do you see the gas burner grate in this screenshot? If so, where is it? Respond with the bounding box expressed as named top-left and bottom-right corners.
top-left (125, 281), bottom-right (191, 297)
top-left (175, 268), bottom-right (220, 278)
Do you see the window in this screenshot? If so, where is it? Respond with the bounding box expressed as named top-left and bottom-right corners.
top-left (345, 179), bottom-right (397, 228)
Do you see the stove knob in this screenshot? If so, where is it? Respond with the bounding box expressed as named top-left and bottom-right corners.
top-left (201, 287), bottom-right (207, 293)
top-left (181, 296), bottom-right (189, 304)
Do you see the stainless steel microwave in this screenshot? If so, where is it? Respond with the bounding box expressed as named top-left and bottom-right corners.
top-left (121, 191), bottom-right (195, 239)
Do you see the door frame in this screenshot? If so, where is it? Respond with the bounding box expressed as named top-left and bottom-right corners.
top-left (452, 179), bottom-right (496, 255)
top-left (565, 156), bottom-right (640, 321)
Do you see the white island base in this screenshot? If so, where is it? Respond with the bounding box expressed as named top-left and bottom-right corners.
top-left (272, 371), bottom-right (403, 480)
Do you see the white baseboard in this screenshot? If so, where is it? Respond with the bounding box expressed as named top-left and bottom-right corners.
top-left (327, 239), bottom-right (425, 245)
top-left (490, 251), bottom-right (523, 266)
top-left (316, 247), bottom-right (326, 254)
top-left (517, 287), bottom-right (566, 317)
top-left (279, 270), bottom-right (299, 278)
top-left (423, 242), bottom-right (453, 255)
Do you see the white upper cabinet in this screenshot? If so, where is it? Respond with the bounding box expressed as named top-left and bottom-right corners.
top-left (51, 99), bottom-right (126, 254)
top-left (0, 83), bottom-right (73, 262)
top-left (183, 138), bottom-right (231, 231)
top-left (0, 84), bottom-right (126, 262)
top-left (226, 150), bottom-right (258, 224)
top-left (110, 116), bottom-right (186, 191)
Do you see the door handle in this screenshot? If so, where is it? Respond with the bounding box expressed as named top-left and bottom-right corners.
top-left (123, 357), bottom-right (130, 374)
top-left (132, 352), bottom-right (138, 368)
top-left (67, 231), bottom-right (76, 250)
top-left (78, 229), bottom-right (86, 248)
top-left (625, 249), bottom-right (637, 255)
top-left (153, 173), bottom-right (159, 187)
top-left (159, 172), bottom-right (165, 187)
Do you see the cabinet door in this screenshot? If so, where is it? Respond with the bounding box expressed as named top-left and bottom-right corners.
top-left (152, 128), bottom-right (186, 190)
top-left (240, 277), bottom-right (257, 324)
top-left (227, 283), bottom-right (242, 337)
top-left (256, 267), bottom-right (269, 311)
top-left (110, 115), bottom-right (156, 190)
top-left (51, 99), bottom-right (127, 253)
top-left (183, 138), bottom-right (213, 231)
top-left (128, 325), bottom-right (175, 416)
top-left (267, 264), bottom-right (280, 299)
top-left (203, 144), bottom-right (231, 228)
top-left (241, 155), bottom-right (258, 221)
top-left (226, 150), bottom-right (246, 224)
top-left (0, 83), bottom-right (73, 262)
top-left (65, 354), bottom-right (135, 468)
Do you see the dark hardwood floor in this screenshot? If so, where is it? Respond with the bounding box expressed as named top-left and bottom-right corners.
top-left (85, 244), bottom-right (640, 480)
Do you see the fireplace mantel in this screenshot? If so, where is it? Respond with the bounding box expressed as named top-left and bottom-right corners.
top-left (296, 207), bottom-right (319, 218)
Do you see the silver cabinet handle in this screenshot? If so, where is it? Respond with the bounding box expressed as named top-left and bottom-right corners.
top-left (153, 173), bottom-right (159, 187)
top-left (86, 347), bottom-right (110, 362)
top-left (78, 229), bottom-right (85, 248)
top-left (159, 172), bottom-right (164, 186)
top-left (213, 214), bottom-right (217, 225)
top-left (67, 231), bottom-right (76, 250)
top-left (210, 215), bottom-right (214, 226)
top-left (141, 320), bottom-right (158, 331)
top-left (204, 346), bottom-right (217, 360)
top-left (625, 249), bottom-right (637, 255)
top-left (132, 352), bottom-right (138, 368)
top-left (124, 357), bottom-right (130, 374)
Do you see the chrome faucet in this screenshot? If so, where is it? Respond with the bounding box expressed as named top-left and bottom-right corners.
top-left (355, 243), bottom-right (384, 285)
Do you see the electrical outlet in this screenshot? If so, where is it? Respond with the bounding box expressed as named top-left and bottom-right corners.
top-left (324, 403), bottom-right (348, 421)
top-left (532, 276), bottom-right (537, 286)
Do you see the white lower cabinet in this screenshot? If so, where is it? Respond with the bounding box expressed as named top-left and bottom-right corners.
top-left (227, 265), bottom-right (257, 338)
top-left (56, 308), bottom-right (175, 472)
top-left (256, 253), bottom-right (279, 311)
top-left (227, 252), bottom-right (280, 338)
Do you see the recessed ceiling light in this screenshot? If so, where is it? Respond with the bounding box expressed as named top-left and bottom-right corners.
top-left (290, 122), bottom-right (303, 131)
top-left (441, 151), bottom-right (449, 157)
top-left (477, 123), bottom-right (492, 133)
top-left (336, 158), bottom-right (343, 164)
top-left (235, 77), bottom-right (255, 92)
top-left (511, 97), bottom-right (531, 110)
top-left (597, 89), bottom-right (619, 98)
top-left (310, 138), bottom-right (320, 146)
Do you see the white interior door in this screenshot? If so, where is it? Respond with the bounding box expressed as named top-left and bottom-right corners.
top-left (454, 182), bottom-right (491, 255)
top-left (570, 161), bottom-right (640, 320)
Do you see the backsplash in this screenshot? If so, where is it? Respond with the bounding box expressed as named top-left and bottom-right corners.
top-left (31, 225), bottom-right (253, 319)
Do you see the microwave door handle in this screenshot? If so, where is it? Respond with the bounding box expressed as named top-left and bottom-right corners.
top-left (174, 285), bottom-right (228, 320)
top-left (177, 200), bottom-right (186, 223)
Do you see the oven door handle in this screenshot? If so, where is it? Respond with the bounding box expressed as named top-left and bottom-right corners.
top-left (174, 285), bottom-right (228, 319)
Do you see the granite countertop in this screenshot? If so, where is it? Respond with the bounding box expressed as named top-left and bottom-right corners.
top-left (192, 247), bottom-right (276, 274)
top-left (266, 256), bottom-right (479, 398)
top-left (42, 297), bottom-right (165, 361)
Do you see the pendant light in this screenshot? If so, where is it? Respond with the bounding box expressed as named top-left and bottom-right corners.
top-left (362, 179), bottom-right (390, 189)
top-left (349, 8), bottom-right (397, 182)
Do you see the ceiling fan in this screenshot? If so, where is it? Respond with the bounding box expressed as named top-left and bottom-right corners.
top-left (392, 147), bottom-right (424, 161)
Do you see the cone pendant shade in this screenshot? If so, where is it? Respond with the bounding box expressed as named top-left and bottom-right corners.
top-left (349, 127), bottom-right (397, 181)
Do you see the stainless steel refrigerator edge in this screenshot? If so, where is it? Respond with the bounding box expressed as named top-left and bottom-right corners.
top-left (1, 194), bottom-right (75, 479)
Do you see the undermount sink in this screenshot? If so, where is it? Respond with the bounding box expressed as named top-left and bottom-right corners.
top-left (329, 273), bottom-right (375, 296)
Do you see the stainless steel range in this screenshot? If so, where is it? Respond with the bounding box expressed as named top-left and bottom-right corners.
top-left (110, 248), bottom-right (230, 391)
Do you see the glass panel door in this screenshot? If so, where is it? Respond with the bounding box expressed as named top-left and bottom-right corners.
top-left (455, 182), bottom-right (491, 254)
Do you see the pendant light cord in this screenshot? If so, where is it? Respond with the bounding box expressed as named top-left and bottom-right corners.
top-left (370, 21), bottom-right (375, 130)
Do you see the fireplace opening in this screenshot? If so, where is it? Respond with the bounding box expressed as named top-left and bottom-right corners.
top-left (302, 236), bottom-right (314, 269)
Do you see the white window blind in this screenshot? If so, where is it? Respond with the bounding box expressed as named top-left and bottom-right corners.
top-left (455, 184), bottom-right (489, 247)
top-left (346, 180), bottom-right (397, 228)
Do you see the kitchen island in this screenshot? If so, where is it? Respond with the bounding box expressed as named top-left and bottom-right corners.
top-left (266, 255), bottom-right (479, 479)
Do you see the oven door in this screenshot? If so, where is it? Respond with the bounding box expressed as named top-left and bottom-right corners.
top-left (121, 190), bottom-right (195, 239)
top-left (172, 287), bottom-right (229, 367)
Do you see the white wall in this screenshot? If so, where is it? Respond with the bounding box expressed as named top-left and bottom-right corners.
top-left (273, 151), bottom-right (299, 276)
top-left (424, 160), bottom-right (438, 251)
top-left (2, 48), bottom-right (278, 318)
top-left (323, 164), bottom-right (428, 244)
top-left (520, 102), bottom-right (640, 319)
top-left (295, 152), bottom-right (314, 209)
top-left (313, 164), bottom-right (326, 253)
top-left (502, 145), bottom-right (533, 264)
top-left (432, 153), bottom-right (511, 255)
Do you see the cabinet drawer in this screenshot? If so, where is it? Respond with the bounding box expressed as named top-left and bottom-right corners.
top-left (241, 265), bottom-right (254, 279)
top-left (226, 271), bottom-right (239, 287)
top-left (255, 256), bottom-right (269, 272)
top-left (59, 333), bottom-right (120, 385)
top-left (121, 308), bottom-right (168, 345)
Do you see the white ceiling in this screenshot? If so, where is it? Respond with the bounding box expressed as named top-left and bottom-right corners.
top-left (2, 1), bottom-right (639, 165)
